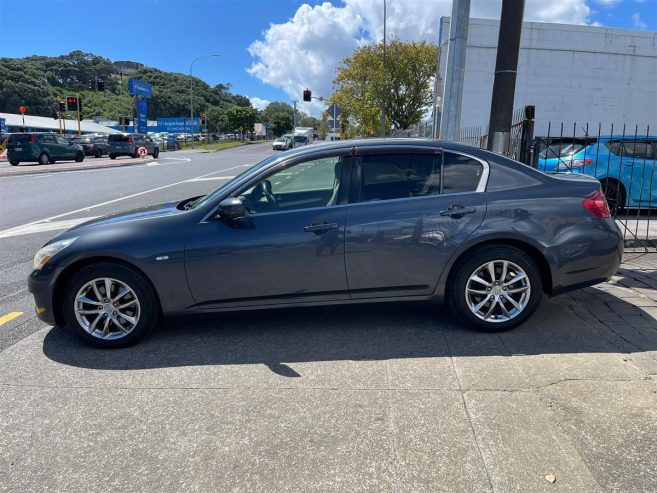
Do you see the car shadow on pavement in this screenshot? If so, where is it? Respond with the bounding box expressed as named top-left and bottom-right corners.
top-left (41, 294), bottom-right (657, 375)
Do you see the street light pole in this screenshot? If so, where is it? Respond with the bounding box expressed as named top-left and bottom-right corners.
top-left (380, 0), bottom-right (387, 138)
top-left (190, 54), bottom-right (220, 149)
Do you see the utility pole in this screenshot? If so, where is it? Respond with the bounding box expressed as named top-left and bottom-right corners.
top-left (293, 100), bottom-right (297, 127)
top-left (440, 0), bottom-right (471, 141)
top-left (380, 0), bottom-right (387, 138)
top-left (487, 0), bottom-right (525, 153)
top-left (190, 54), bottom-right (220, 149)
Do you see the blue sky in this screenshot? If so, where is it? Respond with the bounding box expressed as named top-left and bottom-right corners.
top-left (0, 0), bottom-right (654, 111)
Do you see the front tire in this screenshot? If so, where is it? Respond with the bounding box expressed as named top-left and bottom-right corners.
top-left (9, 160), bottom-right (19, 166)
top-left (75, 151), bottom-right (84, 163)
top-left (153, 148), bottom-right (159, 158)
top-left (62, 262), bottom-right (159, 348)
top-left (95, 149), bottom-right (103, 158)
top-left (448, 246), bottom-right (542, 332)
top-left (109, 154), bottom-right (116, 160)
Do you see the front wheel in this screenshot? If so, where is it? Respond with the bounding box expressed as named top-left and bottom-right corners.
top-left (448, 246), bottom-right (542, 332)
top-left (153, 148), bottom-right (159, 158)
top-left (109, 154), bottom-right (116, 160)
top-left (62, 262), bottom-right (160, 348)
top-left (75, 151), bottom-right (84, 163)
top-left (9, 160), bottom-right (19, 166)
top-left (95, 149), bottom-right (103, 158)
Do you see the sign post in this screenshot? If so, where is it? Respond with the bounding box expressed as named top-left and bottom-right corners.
top-left (128, 79), bottom-right (153, 134)
top-left (18, 105), bottom-right (26, 130)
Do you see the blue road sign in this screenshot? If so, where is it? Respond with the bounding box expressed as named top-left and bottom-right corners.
top-left (128, 78), bottom-right (152, 98)
top-left (135, 99), bottom-right (148, 133)
top-left (157, 117), bottom-right (200, 133)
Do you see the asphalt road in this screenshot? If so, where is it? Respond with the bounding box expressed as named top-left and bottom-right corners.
top-left (1, 142), bottom-right (656, 492)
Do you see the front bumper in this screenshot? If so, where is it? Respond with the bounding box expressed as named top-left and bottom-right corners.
top-left (27, 271), bottom-right (57, 326)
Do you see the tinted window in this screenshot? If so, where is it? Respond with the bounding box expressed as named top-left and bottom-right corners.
top-left (442, 153), bottom-right (483, 194)
top-left (359, 153), bottom-right (439, 202)
top-left (108, 135), bottom-right (129, 142)
top-left (9, 134), bottom-right (31, 144)
top-left (41, 134), bottom-right (57, 144)
top-left (623, 142), bottom-right (655, 160)
top-left (539, 143), bottom-right (585, 159)
top-left (56, 136), bottom-right (70, 145)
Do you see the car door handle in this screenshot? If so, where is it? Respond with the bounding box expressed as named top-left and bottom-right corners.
top-left (304, 222), bottom-right (339, 233)
top-left (440, 206), bottom-right (476, 217)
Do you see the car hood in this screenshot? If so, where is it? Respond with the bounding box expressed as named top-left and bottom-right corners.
top-left (66, 201), bottom-right (181, 233)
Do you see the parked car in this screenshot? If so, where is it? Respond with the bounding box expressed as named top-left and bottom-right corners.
top-left (536, 136), bottom-right (657, 212)
top-left (6, 132), bottom-right (84, 166)
top-left (28, 139), bottom-right (622, 348)
top-left (272, 136), bottom-right (292, 150)
top-left (70, 136), bottom-right (109, 158)
top-left (107, 133), bottom-right (159, 159)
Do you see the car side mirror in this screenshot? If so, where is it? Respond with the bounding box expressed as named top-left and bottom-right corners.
top-left (217, 198), bottom-right (246, 220)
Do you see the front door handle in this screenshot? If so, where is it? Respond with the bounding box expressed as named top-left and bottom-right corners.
top-left (440, 206), bottom-right (476, 217)
top-left (304, 222), bottom-right (339, 233)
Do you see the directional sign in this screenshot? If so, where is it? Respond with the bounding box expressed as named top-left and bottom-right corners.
top-left (157, 117), bottom-right (200, 133)
top-left (135, 99), bottom-right (148, 134)
top-left (128, 78), bottom-right (152, 98)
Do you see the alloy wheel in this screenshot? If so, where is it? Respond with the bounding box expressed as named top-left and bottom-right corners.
top-left (74, 277), bottom-right (141, 340)
top-left (465, 260), bottom-right (531, 323)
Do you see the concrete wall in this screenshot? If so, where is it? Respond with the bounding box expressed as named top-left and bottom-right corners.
top-left (439, 18), bottom-right (657, 136)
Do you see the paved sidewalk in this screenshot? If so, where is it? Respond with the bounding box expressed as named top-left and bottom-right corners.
top-left (1, 254), bottom-right (656, 492)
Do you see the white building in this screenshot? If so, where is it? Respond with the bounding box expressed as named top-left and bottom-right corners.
top-left (438, 18), bottom-right (657, 136)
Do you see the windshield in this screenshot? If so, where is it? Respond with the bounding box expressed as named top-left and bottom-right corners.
top-left (187, 154), bottom-right (281, 210)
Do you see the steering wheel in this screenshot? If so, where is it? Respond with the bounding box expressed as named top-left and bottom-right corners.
top-left (248, 179), bottom-right (278, 212)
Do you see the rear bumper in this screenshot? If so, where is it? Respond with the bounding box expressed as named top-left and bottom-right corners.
top-left (27, 271), bottom-right (57, 326)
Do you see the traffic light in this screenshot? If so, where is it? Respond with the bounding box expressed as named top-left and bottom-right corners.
top-left (59, 101), bottom-right (66, 112)
top-left (78, 97), bottom-right (83, 112)
top-left (66, 96), bottom-right (78, 112)
top-left (303, 89), bottom-right (311, 102)
top-left (201, 114), bottom-right (207, 126)
top-left (97, 80), bottom-right (105, 92)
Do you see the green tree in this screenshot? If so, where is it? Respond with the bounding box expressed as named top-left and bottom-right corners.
top-left (331, 38), bottom-right (437, 135)
top-left (261, 102), bottom-right (294, 123)
top-left (270, 111), bottom-right (293, 136)
top-left (206, 105), bottom-right (230, 133)
top-left (226, 105), bottom-right (258, 137)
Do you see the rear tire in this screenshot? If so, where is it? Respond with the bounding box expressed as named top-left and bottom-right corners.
top-left (62, 262), bottom-right (159, 348)
top-left (9, 160), bottom-right (19, 166)
top-left (153, 149), bottom-right (159, 158)
top-left (38, 153), bottom-right (49, 165)
top-left (95, 149), bottom-right (103, 158)
top-left (601, 179), bottom-right (625, 215)
top-left (109, 154), bottom-right (116, 160)
top-left (448, 246), bottom-right (542, 332)
top-left (75, 151), bottom-right (84, 163)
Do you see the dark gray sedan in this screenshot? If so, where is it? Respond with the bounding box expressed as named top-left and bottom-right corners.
top-left (28, 139), bottom-right (622, 347)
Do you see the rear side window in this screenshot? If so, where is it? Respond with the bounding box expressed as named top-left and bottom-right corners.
top-left (443, 152), bottom-right (484, 194)
top-left (41, 134), bottom-right (57, 144)
top-left (8, 134), bottom-right (31, 144)
top-left (358, 153), bottom-right (440, 202)
top-left (623, 142), bottom-right (655, 160)
top-left (108, 135), bottom-right (129, 142)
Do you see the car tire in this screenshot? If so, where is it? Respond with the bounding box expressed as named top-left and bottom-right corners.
top-left (153, 149), bottom-right (159, 158)
top-left (601, 180), bottom-right (625, 215)
top-left (109, 154), bottom-right (116, 160)
top-left (49, 158), bottom-right (57, 164)
top-left (62, 262), bottom-right (160, 348)
top-left (448, 246), bottom-right (542, 332)
top-left (95, 149), bottom-right (103, 158)
top-left (38, 153), bottom-right (50, 165)
top-left (9, 160), bottom-right (19, 166)
top-left (75, 151), bottom-right (84, 163)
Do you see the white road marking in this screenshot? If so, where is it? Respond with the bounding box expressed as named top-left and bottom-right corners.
top-left (0, 162), bottom-right (256, 239)
top-left (0, 217), bottom-right (98, 239)
top-left (185, 176), bottom-right (235, 182)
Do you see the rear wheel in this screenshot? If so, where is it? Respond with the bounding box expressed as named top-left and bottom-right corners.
top-left (109, 154), bottom-right (116, 160)
top-left (601, 179), bottom-right (625, 215)
top-left (153, 148), bottom-right (159, 158)
top-left (62, 262), bottom-right (159, 348)
top-left (38, 153), bottom-right (49, 165)
top-left (448, 246), bottom-right (542, 332)
top-left (75, 151), bottom-right (84, 163)
top-left (9, 160), bottom-right (19, 166)
top-left (95, 149), bottom-right (103, 158)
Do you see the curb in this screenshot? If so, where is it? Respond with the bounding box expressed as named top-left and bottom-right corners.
top-left (0, 156), bottom-right (155, 177)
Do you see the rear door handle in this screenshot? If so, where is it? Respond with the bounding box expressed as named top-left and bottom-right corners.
top-left (440, 206), bottom-right (476, 217)
top-left (304, 222), bottom-right (339, 233)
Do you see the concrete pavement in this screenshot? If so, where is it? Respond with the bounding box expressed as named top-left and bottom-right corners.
top-left (1, 144), bottom-right (656, 491)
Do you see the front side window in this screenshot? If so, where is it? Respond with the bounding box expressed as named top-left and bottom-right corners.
top-left (56, 136), bottom-right (70, 145)
top-left (239, 156), bottom-right (344, 214)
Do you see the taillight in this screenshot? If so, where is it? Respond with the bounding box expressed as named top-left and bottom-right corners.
top-left (570, 158), bottom-right (592, 168)
top-left (127, 136), bottom-right (133, 143)
top-left (583, 189), bottom-right (611, 218)
top-left (30, 134), bottom-right (37, 144)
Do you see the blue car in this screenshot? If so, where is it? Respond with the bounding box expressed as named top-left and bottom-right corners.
top-left (536, 136), bottom-right (657, 212)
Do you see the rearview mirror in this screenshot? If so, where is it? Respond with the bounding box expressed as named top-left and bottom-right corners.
top-left (217, 198), bottom-right (246, 220)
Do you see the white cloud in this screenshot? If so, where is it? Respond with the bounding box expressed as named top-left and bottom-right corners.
top-left (632, 12), bottom-right (648, 29)
top-left (248, 96), bottom-right (271, 110)
top-left (247, 0), bottom-right (593, 116)
top-left (594, 0), bottom-right (622, 6)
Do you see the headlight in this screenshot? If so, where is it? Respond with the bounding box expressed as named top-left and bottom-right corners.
top-left (33, 237), bottom-right (78, 270)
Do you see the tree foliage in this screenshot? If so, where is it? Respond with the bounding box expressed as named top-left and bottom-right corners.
top-left (226, 105), bottom-right (258, 134)
top-left (270, 112), bottom-right (293, 136)
top-left (330, 38), bottom-right (438, 135)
